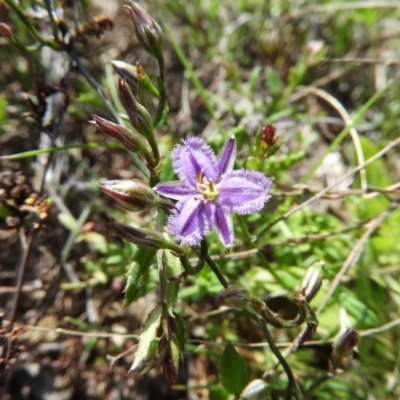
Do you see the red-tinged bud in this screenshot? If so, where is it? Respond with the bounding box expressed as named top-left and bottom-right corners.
top-left (259, 124), bottom-right (278, 151)
top-left (99, 179), bottom-right (174, 212)
top-left (331, 328), bottom-right (359, 369)
top-left (118, 79), bottom-right (159, 160)
top-left (90, 115), bottom-right (155, 167)
top-left (110, 218), bottom-right (185, 254)
top-left (216, 285), bottom-right (251, 310)
top-left (125, 1), bottom-right (164, 61)
top-left (111, 60), bottom-right (160, 98)
top-left (0, 23), bottom-right (13, 39)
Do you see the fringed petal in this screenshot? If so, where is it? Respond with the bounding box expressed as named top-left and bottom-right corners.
top-left (218, 170), bottom-right (272, 214)
top-left (154, 181), bottom-right (195, 200)
top-left (217, 136), bottom-right (236, 177)
top-left (172, 137), bottom-right (218, 187)
top-left (214, 207), bottom-right (233, 247)
top-left (168, 196), bottom-right (215, 246)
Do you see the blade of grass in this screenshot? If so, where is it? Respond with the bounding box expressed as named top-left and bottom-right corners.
top-left (161, 19), bottom-right (222, 132)
top-left (0, 142), bottom-right (124, 161)
top-left (301, 81), bottom-right (392, 183)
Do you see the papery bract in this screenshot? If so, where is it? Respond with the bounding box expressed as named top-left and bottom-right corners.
top-left (154, 137), bottom-right (272, 247)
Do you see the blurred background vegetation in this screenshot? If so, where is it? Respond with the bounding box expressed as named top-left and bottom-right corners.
top-left (1, 0), bottom-right (400, 399)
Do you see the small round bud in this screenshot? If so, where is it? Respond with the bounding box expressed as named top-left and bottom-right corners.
top-left (331, 328), bottom-right (359, 369)
top-left (216, 285), bottom-right (251, 310)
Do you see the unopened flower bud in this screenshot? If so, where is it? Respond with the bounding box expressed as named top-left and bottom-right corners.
top-left (299, 261), bottom-right (324, 302)
top-left (90, 115), bottom-right (155, 168)
top-left (0, 23), bottom-right (13, 38)
top-left (136, 62), bottom-right (159, 97)
top-left (111, 60), bottom-right (138, 86)
top-left (125, 1), bottom-right (164, 61)
top-left (118, 79), bottom-right (158, 159)
top-left (331, 328), bottom-right (359, 369)
top-left (99, 179), bottom-right (173, 212)
top-left (216, 285), bottom-right (251, 310)
top-left (110, 218), bottom-right (185, 254)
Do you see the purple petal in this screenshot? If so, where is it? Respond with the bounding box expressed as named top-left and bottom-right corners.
top-left (217, 170), bottom-right (272, 214)
top-left (217, 136), bottom-right (236, 177)
top-left (172, 137), bottom-right (218, 187)
top-left (154, 181), bottom-right (195, 200)
top-left (168, 196), bottom-right (215, 246)
top-left (214, 207), bottom-right (233, 247)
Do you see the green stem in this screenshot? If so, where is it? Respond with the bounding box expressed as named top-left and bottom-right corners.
top-left (205, 255), bottom-right (229, 289)
top-left (246, 308), bottom-right (302, 400)
top-left (236, 215), bottom-right (253, 246)
top-left (153, 56), bottom-right (166, 128)
top-left (43, 0), bottom-right (60, 45)
top-left (180, 241), bottom-right (207, 276)
top-left (0, 142), bottom-right (124, 161)
top-left (258, 319), bottom-right (302, 400)
top-left (70, 54), bottom-right (149, 177)
top-left (5, 0), bottom-right (61, 51)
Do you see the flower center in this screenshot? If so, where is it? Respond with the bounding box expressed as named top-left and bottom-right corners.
top-left (196, 170), bottom-right (219, 201)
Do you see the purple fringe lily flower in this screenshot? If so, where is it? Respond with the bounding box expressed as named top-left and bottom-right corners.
top-left (154, 137), bottom-right (272, 247)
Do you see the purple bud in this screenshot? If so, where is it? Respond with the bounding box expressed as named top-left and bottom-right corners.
top-left (216, 285), bottom-right (251, 310)
top-left (99, 179), bottom-right (173, 212)
top-left (124, 1), bottom-right (164, 61)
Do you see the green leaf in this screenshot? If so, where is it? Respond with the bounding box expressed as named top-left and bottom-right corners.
top-left (0, 95), bottom-right (7, 124)
top-left (57, 212), bottom-right (78, 231)
top-left (265, 67), bottom-right (282, 97)
top-left (0, 202), bottom-right (12, 218)
top-left (163, 249), bottom-right (184, 280)
top-left (339, 292), bottom-right (378, 327)
top-left (130, 305), bottom-right (162, 371)
top-left (220, 342), bottom-right (248, 395)
top-left (123, 248), bottom-right (155, 307)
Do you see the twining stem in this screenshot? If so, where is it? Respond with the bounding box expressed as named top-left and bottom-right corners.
top-left (205, 255), bottom-right (229, 288)
top-left (246, 308), bottom-right (302, 400)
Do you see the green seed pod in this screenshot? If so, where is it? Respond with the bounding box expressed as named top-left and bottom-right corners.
top-left (300, 261), bottom-right (324, 302)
